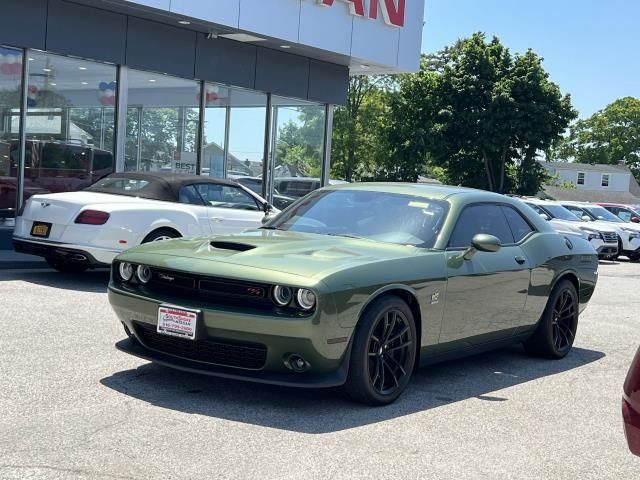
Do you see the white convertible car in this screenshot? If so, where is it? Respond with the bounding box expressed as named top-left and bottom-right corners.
top-left (13, 172), bottom-right (278, 272)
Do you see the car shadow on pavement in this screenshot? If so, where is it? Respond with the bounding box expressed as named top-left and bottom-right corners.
top-left (100, 344), bottom-right (604, 434)
top-left (0, 269), bottom-right (111, 293)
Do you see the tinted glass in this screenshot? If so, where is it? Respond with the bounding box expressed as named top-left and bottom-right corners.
top-left (178, 185), bottom-right (203, 205)
top-left (195, 184), bottom-right (259, 210)
top-left (583, 205), bottom-right (623, 222)
top-left (525, 203), bottom-right (546, 216)
top-left (563, 205), bottom-right (590, 220)
top-left (502, 206), bottom-right (534, 242)
top-left (544, 204), bottom-right (581, 221)
top-left (269, 189), bottom-right (448, 248)
top-left (448, 204), bottom-right (514, 248)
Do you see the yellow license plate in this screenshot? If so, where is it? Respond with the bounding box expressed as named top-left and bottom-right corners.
top-left (30, 223), bottom-right (51, 237)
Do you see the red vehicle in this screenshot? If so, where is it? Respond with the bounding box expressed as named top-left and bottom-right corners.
top-left (597, 203), bottom-right (640, 224)
top-left (623, 347), bottom-right (640, 455)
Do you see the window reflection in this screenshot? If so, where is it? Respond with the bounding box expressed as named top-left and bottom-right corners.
top-left (125, 70), bottom-right (199, 174)
top-left (23, 51), bottom-right (116, 195)
top-left (271, 96), bottom-right (326, 198)
top-left (0, 46), bottom-right (23, 217)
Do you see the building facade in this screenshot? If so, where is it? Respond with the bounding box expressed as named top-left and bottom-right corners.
top-left (540, 161), bottom-right (640, 204)
top-left (0, 0), bottom-right (426, 221)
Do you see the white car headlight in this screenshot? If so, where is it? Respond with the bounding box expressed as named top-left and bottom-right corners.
top-left (272, 285), bottom-right (293, 306)
top-left (296, 289), bottom-right (316, 311)
top-left (136, 265), bottom-right (152, 284)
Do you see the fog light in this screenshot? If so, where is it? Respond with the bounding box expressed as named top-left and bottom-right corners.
top-left (273, 285), bottom-right (293, 306)
top-left (118, 262), bottom-right (134, 282)
top-left (296, 289), bottom-right (316, 310)
top-left (136, 265), bottom-right (152, 284)
top-left (288, 354), bottom-right (308, 372)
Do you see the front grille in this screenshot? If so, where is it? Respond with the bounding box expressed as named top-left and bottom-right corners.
top-left (147, 267), bottom-right (272, 310)
top-left (601, 232), bottom-right (618, 243)
top-left (133, 322), bottom-right (267, 370)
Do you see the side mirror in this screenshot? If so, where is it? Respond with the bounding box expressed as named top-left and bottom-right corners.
top-left (581, 215), bottom-right (592, 222)
top-left (632, 217), bottom-right (640, 224)
top-left (539, 213), bottom-right (550, 221)
top-left (261, 212), bottom-right (278, 225)
top-left (263, 202), bottom-right (273, 213)
top-left (462, 233), bottom-right (501, 260)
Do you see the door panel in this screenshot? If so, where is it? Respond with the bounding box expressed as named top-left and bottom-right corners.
top-left (441, 247), bottom-right (530, 345)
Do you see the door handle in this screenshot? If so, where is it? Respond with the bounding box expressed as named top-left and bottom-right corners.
top-left (514, 256), bottom-right (526, 265)
top-left (210, 217), bottom-right (224, 222)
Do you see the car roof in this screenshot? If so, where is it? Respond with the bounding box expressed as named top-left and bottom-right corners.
top-left (85, 172), bottom-right (241, 202)
top-left (325, 182), bottom-right (510, 202)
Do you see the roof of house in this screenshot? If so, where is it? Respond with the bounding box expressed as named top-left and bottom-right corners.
top-left (541, 161), bottom-right (631, 174)
top-left (541, 185), bottom-right (640, 204)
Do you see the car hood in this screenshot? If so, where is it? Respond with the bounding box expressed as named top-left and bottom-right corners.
top-left (117, 229), bottom-right (422, 281)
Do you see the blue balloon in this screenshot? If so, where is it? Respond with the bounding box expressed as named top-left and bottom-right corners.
top-left (99, 82), bottom-right (108, 91)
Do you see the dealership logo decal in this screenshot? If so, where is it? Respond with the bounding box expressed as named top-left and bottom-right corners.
top-left (317, 0), bottom-right (406, 28)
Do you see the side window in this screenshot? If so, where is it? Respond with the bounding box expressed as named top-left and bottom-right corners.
top-left (196, 184), bottom-right (260, 211)
top-left (565, 206), bottom-right (585, 219)
top-left (178, 185), bottom-right (204, 205)
top-left (526, 203), bottom-right (545, 216)
top-left (617, 208), bottom-right (632, 222)
top-left (501, 206), bottom-right (534, 243)
top-left (448, 204), bottom-right (515, 248)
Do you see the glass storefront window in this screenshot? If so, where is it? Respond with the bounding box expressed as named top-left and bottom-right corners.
top-left (201, 84), bottom-right (266, 187)
top-left (125, 70), bottom-right (200, 174)
top-left (24, 51), bottom-right (117, 195)
top-left (0, 46), bottom-right (23, 217)
top-left (271, 96), bottom-right (326, 199)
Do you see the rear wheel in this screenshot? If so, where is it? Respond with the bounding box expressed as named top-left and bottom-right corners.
top-left (142, 228), bottom-right (180, 243)
top-left (46, 258), bottom-right (89, 273)
top-left (524, 279), bottom-right (578, 359)
top-left (629, 253), bottom-right (640, 262)
top-left (343, 296), bottom-right (417, 406)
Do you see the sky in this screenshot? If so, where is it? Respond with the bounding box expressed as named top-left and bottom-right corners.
top-left (421, 0), bottom-right (640, 118)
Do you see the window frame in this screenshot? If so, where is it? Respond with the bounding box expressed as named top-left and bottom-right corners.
top-left (445, 202), bottom-right (537, 251)
top-left (601, 174), bottom-right (610, 187)
top-left (577, 172), bottom-right (585, 185)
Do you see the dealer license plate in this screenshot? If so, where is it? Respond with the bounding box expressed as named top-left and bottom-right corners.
top-left (30, 221), bottom-right (51, 238)
top-left (157, 305), bottom-right (200, 340)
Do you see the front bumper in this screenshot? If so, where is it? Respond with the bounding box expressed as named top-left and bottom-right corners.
top-left (13, 236), bottom-right (118, 266)
top-left (594, 241), bottom-right (618, 257)
top-left (622, 237), bottom-right (640, 255)
top-left (108, 286), bottom-right (352, 388)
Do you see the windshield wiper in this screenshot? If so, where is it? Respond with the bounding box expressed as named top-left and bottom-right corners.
top-left (260, 226), bottom-right (281, 230)
top-left (325, 233), bottom-right (362, 239)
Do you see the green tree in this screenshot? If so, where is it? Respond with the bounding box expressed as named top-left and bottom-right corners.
top-left (385, 33), bottom-right (576, 193)
top-left (552, 97), bottom-right (640, 180)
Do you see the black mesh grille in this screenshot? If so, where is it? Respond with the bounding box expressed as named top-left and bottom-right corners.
top-left (134, 322), bottom-right (267, 370)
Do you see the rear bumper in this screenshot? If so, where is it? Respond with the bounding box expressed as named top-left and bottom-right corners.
top-left (623, 397), bottom-right (640, 456)
top-left (13, 237), bottom-right (117, 266)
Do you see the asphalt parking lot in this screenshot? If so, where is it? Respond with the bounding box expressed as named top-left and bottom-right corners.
top-left (0, 261), bottom-right (638, 479)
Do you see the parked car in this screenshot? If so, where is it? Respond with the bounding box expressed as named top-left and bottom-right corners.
top-left (13, 172), bottom-right (276, 273)
top-left (0, 176), bottom-right (50, 218)
top-left (522, 198), bottom-right (618, 258)
top-left (623, 346), bottom-right (640, 456)
top-left (234, 176), bottom-right (296, 210)
top-left (560, 201), bottom-right (640, 261)
top-left (109, 183), bottom-right (598, 405)
top-left (597, 203), bottom-right (640, 224)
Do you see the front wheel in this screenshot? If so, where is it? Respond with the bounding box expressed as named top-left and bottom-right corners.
top-left (46, 258), bottom-right (89, 273)
top-left (628, 253), bottom-right (640, 262)
top-left (524, 279), bottom-right (578, 359)
top-left (343, 296), bottom-right (417, 406)
top-left (141, 228), bottom-right (180, 243)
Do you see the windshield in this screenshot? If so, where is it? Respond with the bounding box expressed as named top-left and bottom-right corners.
top-left (582, 205), bottom-right (624, 223)
top-left (268, 189), bottom-right (449, 248)
top-left (544, 204), bottom-right (582, 222)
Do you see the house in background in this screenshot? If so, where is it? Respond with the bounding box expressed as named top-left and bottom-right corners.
top-left (539, 161), bottom-right (640, 204)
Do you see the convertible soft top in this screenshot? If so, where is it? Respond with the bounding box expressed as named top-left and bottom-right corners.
top-left (85, 172), bottom-right (240, 203)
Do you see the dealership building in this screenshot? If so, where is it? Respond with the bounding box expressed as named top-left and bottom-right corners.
top-left (0, 0), bottom-right (425, 231)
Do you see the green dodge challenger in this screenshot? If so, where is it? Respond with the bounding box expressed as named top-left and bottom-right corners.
top-left (108, 183), bottom-right (598, 405)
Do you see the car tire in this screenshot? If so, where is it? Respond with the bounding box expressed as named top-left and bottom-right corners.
top-left (343, 296), bottom-right (417, 406)
top-left (523, 279), bottom-right (578, 359)
top-left (46, 257), bottom-right (89, 273)
top-left (629, 254), bottom-right (640, 262)
top-left (142, 228), bottom-right (180, 243)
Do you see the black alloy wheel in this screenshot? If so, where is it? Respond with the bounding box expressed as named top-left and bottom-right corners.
top-left (551, 289), bottom-right (577, 354)
top-left (524, 279), bottom-right (578, 359)
top-left (344, 296), bottom-right (416, 405)
top-left (367, 309), bottom-right (414, 395)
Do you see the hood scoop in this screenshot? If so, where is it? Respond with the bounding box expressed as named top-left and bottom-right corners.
top-left (209, 241), bottom-right (256, 253)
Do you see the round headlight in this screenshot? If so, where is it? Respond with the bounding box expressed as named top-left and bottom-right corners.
top-left (272, 285), bottom-right (293, 306)
top-left (296, 289), bottom-right (316, 311)
top-left (136, 265), bottom-right (152, 284)
top-left (118, 262), bottom-right (134, 282)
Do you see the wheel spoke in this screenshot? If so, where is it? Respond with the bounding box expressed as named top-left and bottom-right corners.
top-left (372, 356), bottom-right (381, 390)
top-left (383, 313), bottom-right (397, 343)
top-left (387, 340), bottom-right (412, 352)
top-left (385, 353), bottom-right (407, 377)
top-left (382, 357), bottom-right (399, 387)
top-left (387, 325), bottom-right (409, 345)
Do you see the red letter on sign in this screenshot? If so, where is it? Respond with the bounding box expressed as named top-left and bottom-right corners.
top-left (369, 0), bottom-right (406, 27)
top-left (320, 0), bottom-right (366, 17)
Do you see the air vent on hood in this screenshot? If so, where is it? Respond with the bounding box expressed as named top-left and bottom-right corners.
top-left (210, 241), bottom-right (256, 252)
